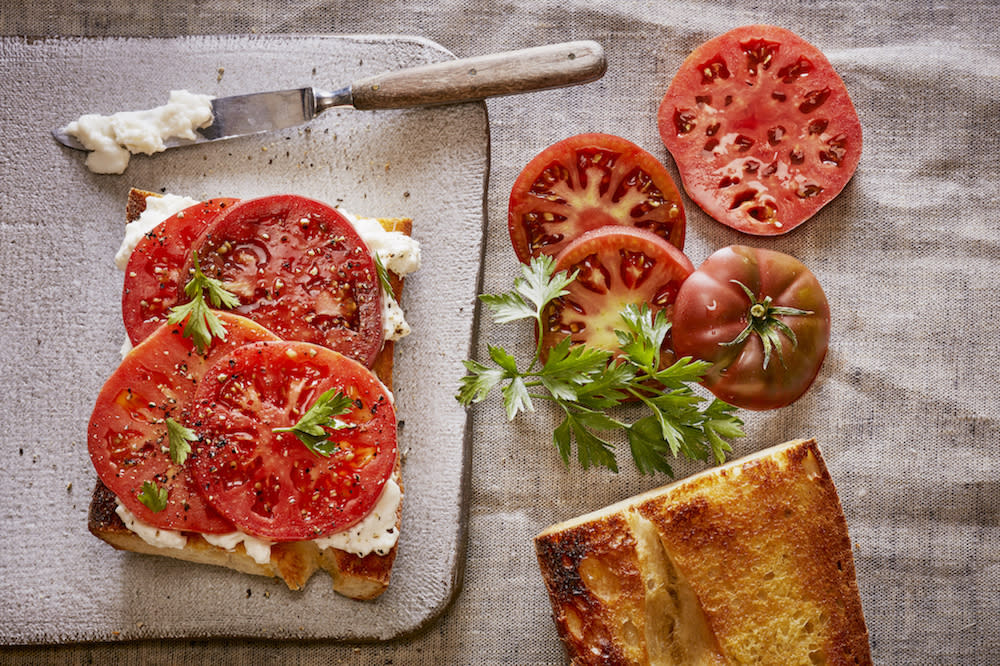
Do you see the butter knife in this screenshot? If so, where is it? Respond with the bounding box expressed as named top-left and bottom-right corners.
top-left (52, 40), bottom-right (605, 150)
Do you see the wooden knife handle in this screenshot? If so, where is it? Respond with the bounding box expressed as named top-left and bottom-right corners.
top-left (350, 40), bottom-right (606, 110)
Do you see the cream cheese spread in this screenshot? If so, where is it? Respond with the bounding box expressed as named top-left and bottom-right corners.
top-left (114, 478), bottom-right (402, 559)
top-left (62, 90), bottom-right (214, 174)
top-left (313, 476), bottom-right (402, 557)
top-left (338, 210), bottom-right (422, 341)
top-left (115, 502), bottom-right (187, 550)
top-left (115, 193), bottom-right (200, 270)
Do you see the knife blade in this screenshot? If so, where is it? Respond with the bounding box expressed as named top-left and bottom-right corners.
top-left (52, 40), bottom-right (605, 151)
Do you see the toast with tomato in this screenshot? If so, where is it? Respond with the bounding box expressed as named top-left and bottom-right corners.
top-left (535, 439), bottom-right (872, 665)
top-left (87, 189), bottom-right (414, 599)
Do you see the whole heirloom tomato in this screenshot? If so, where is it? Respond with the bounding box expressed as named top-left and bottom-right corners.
top-left (671, 246), bottom-right (830, 410)
top-left (657, 25), bottom-right (862, 235)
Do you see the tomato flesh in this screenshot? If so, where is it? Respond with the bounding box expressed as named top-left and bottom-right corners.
top-left (508, 133), bottom-right (686, 262)
top-left (671, 245), bottom-right (830, 410)
top-left (88, 313), bottom-right (280, 532)
top-left (189, 341), bottom-right (398, 541)
top-left (541, 227), bottom-right (694, 361)
top-left (192, 195), bottom-right (384, 368)
top-left (657, 25), bottom-right (862, 235)
top-left (122, 198), bottom-right (238, 345)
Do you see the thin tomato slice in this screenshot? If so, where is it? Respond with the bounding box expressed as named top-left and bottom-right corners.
top-left (508, 133), bottom-right (686, 263)
top-left (540, 227), bottom-right (694, 362)
top-left (657, 25), bottom-right (862, 235)
top-left (192, 195), bottom-right (385, 367)
top-left (122, 198), bottom-right (238, 345)
top-left (88, 313), bottom-right (280, 533)
top-left (189, 341), bottom-right (398, 541)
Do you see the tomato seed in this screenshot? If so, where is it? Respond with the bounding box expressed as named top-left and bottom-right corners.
top-left (798, 87), bottom-right (831, 114)
top-left (808, 118), bottom-right (829, 135)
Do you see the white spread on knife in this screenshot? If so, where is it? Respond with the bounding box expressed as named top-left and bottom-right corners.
top-left (62, 90), bottom-right (214, 174)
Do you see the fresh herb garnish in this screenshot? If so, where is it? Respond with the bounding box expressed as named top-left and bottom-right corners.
top-left (373, 252), bottom-right (394, 296)
top-left (137, 480), bottom-right (168, 512)
top-left (272, 389), bottom-right (354, 457)
top-left (165, 417), bottom-right (196, 465)
top-left (457, 255), bottom-right (744, 475)
top-left (167, 251), bottom-right (240, 352)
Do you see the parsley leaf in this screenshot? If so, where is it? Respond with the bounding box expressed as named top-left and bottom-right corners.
top-left (167, 251), bottom-right (240, 353)
top-left (138, 480), bottom-right (168, 512)
top-left (373, 252), bottom-right (395, 297)
top-left (272, 389), bottom-right (354, 457)
top-left (165, 417), bottom-right (196, 465)
top-left (456, 255), bottom-right (745, 475)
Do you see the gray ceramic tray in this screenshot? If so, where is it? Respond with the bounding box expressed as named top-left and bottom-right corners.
top-left (0, 34), bottom-right (486, 644)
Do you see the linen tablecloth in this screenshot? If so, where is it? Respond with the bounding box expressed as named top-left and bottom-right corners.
top-left (2, 1), bottom-right (998, 663)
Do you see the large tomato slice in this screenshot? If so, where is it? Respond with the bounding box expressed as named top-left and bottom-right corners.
top-left (122, 198), bottom-right (238, 345)
top-left (189, 341), bottom-right (398, 541)
top-left (192, 195), bottom-right (385, 367)
top-left (657, 25), bottom-right (862, 235)
top-left (88, 313), bottom-right (280, 533)
top-left (671, 246), bottom-right (830, 410)
top-left (508, 133), bottom-right (686, 263)
top-left (540, 227), bottom-right (694, 361)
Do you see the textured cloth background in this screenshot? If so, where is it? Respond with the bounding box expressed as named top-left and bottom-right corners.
top-left (3, 1), bottom-right (999, 664)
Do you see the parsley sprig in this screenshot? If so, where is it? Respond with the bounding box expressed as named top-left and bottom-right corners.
top-left (272, 389), bottom-right (354, 457)
top-left (373, 252), bottom-right (395, 296)
top-left (165, 417), bottom-right (197, 465)
top-left (167, 251), bottom-right (240, 352)
top-left (138, 480), bottom-right (168, 513)
top-left (457, 255), bottom-right (744, 475)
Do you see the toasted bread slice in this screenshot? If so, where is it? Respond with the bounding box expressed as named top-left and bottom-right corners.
top-left (535, 439), bottom-right (872, 665)
top-left (88, 189), bottom-right (410, 599)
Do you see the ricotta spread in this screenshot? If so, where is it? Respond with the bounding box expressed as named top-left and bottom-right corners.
top-left (114, 478), bottom-right (402, 559)
top-left (338, 210), bottom-right (422, 341)
top-left (115, 502), bottom-right (187, 550)
top-left (63, 90), bottom-right (214, 174)
top-left (115, 193), bottom-right (200, 270)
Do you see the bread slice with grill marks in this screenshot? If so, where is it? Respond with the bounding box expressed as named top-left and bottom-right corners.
top-left (88, 188), bottom-right (409, 599)
top-left (535, 438), bottom-right (872, 665)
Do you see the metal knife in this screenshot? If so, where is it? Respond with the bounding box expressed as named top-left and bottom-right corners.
top-left (52, 40), bottom-right (605, 151)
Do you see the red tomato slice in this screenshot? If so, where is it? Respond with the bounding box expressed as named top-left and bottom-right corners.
top-left (540, 227), bottom-right (694, 361)
top-left (508, 133), bottom-right (686, 263)
top-left (671, 246), bottom-right (830, 410)
top-left (192, 195), bottom-right (385, 368)
top-left (88, 313), bottom-right (281, 533)
top-left (189, 341), bottom-right (398, 541)
top-left (657, 25), bottom-right (862, 235)
top-left (122, 198), bottom-right (238, 345)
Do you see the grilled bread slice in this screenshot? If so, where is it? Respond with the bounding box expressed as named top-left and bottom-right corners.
top-left (88, 189), bottom-right (410, 599)
top-left (535, 438), bottom-right (872, 665)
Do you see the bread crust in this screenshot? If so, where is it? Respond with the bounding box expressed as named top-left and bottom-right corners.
top-left (535, 439), bottom-right (872, 665)
top-left (88, 189), bottom-right (411, 599)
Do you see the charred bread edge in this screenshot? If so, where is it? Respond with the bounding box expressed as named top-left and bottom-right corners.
top-left (534, 438), bottom-right (872, 664)
top-left (88, 189), bottom-right (410, 599)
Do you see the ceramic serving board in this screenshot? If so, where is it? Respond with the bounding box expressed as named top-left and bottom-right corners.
top-left (0, 33), bottom-right (487, 644)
